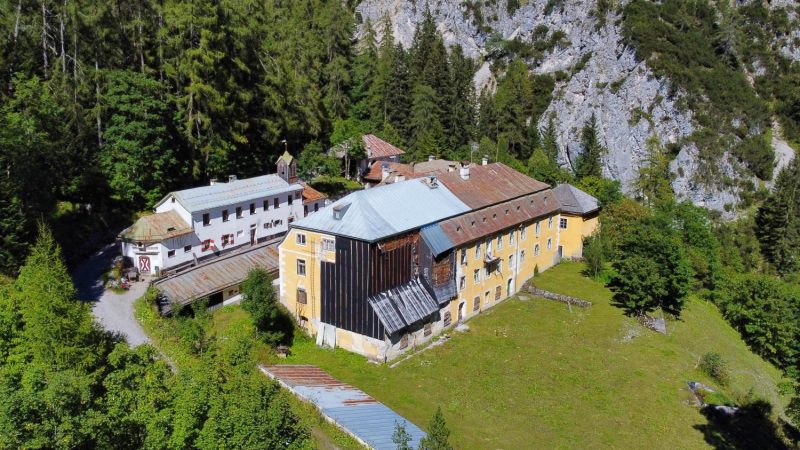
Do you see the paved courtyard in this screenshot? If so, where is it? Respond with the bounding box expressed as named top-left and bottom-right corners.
top-left (72, 243), bottom-right (150, 347)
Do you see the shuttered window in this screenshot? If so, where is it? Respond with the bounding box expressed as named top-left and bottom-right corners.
top-left (473, 296), bottom-right (480, 312)
top-left (443, 311), bottom-right (452, 327)
top-left (297, 288), bottom-right (307, 305)
top-left (423, 323), bottom-right (432, 337)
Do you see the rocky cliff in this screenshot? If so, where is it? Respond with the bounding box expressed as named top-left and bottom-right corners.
top-left (356, 0), bottom-right (798, 216)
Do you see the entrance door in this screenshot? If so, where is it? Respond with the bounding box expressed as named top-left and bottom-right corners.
top-left (250, 228), bottom-right (256, 245)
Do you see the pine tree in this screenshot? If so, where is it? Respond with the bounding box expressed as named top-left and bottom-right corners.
top-left (575, 113), bottom-right (605, 178)
top-left (418, 407), bottom-right (453, 450)
top-left (385, 44), bottom-right (412, 136)
top-left (493, 60), bottom-right (535, 160)
top-left (756, 157), bottom-right (800, 275)
top-left (351, 20), bottom-right (379, 122)
top-left (447, 44), bottom-right (477, 153)
top-left (408, 84), bottom-right (446, 160)
top-left (541, 117), bottom-right (560, 163)
top-left (636, 136), bottom-right (673, 208)
top-left (392, 421), bottom-right (413, 450)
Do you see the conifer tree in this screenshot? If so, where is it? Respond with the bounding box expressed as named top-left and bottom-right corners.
top-left (541, 117), bottom-right (560, 162)
top-left (409, 84), bottom-right (446, 160)
top-left (418, 407), bottom-right (453, 450)
top-left (392, 421), bottom-right (413, 450)
top-left (447, 44), bottom-right (477, 153)
top-left (756, 157), bottom-right (800, 276)
top-left (385, 44), bottom-right (412, 136)
top-left (575, 113), bottom-right (605, 178)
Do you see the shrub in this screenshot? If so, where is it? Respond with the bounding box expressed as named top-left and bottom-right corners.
top-left (700, 352), bottom-right (729, 386)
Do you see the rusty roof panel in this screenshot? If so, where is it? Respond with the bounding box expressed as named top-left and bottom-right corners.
top-left (438, 190), bottom-right (560, 247)
top-left (299, 181), bottom-right (327, 204)
top-left (262, 365), bottom-right (426, 450)
top-left (436, 162), bottom-right (550, 209)
top-left (119, 210), bottom-right (192, 243)
top-left (362, 134), bottom-right (406, 158)
top-left (155, 243), bottom-right (279, 312)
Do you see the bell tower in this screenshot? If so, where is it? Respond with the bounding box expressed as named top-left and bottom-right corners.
top-left (276, 150), bottom-right (297, 183)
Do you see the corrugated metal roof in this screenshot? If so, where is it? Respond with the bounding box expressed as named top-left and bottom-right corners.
top-left (154, 243), bottom-right (279, 313)
top-left (291, 178), bottom-right (470, 242)
top-left (155, 175), bottom-right (302, 213)
top-left (261, 365), bottom-right (426, 450)
top-left (438, 190), bottom-right (561, 248)
top-left (363, 134), bottom-right (405, 158)
top-left (553, 183), bottom-right (600, 215)
top-left (119, 210), bottom-right (192, 243)
top-left (436, 162), bottom-right (550, 209)
top-left (368, 278), bottom-right (439, 334)
top-left (420, 224), bottom-right (454, 257)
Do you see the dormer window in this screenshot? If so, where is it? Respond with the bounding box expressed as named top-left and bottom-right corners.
top-left (171, 197), bottom-right (176, 203)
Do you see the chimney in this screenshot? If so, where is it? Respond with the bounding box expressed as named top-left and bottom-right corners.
top-left (428, 155), bottom-right (435, 161)
top-left (210, 178), bottom-right (218, 186)
top-left (447, 163), bottom-right (456, 172)
top-left (395, 175), bottom-right (405, 182)
top-left (425, 175), bottom-right (438, 188)
top-left (482, 155), bottom-right (488, 166)
top-left (460, 166), bottom-right (470, 181)
top-left (228, 175), bottom-right (238, 182)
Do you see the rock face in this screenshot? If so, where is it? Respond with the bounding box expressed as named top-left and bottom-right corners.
top-left (356, 0), bottom-right (794, 216)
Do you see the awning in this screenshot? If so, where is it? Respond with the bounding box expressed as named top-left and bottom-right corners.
top-left (368, 278), bottom-right (439, 335)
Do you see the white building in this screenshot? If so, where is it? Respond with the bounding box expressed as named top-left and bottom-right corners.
top-left (120, 152), bottom-right (326, 276)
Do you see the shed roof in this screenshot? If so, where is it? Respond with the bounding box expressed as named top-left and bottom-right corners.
top-left (436, 162), bottom-right (550, 209)
top-left (154, 243), bottom-right (279, 313)
top-left (553, 183), bottom-right (600, 215)
top-left (436, 190), bottom-right (561, 253)
top-left (420, 223), bottom-right (455, 257)
top-left (368, 278), bottom-right (439, 334)
top-left (155, 175), bottom-right (302, 213)
top-left (363, 161), bottom-right (415, 182)
top-left (299, 181), bottom-right (327, 204)
top-left (119, 210), bottom-right (192, 243)
top-left (362, 134), bottom-right (405, 159)
top-left (291, 178), bottom-right (470, 242)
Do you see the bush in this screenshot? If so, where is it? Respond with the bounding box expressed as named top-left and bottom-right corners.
top-left (700, 352), bottom-right (729, 386)
top-left (241, 268), bottom-right (294, 346)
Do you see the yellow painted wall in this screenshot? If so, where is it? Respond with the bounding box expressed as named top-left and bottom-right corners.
top-left (558, 213), bottom-right (599, 259)
top-left (278, 228), bottom-right (336, 335)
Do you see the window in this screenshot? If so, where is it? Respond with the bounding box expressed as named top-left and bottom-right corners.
top-left (497, 236), bottom-right (503, 250)
top-left (548, 217), bottom-right (553, 229)
top-left (485, 267), bottom-right (491, 279)
top-left (288, 195), bottom-right (293, 205)
top-left (560, 217), bottom-right (568, 229)
top-left (509, 254), bottom-right (514, 269)
top-left (274, 198), bottom-right (279, 209)
top-left (297, 288), bottom-right (307, 305)
top-left (475, 243), bottom-right (481, 259)
top-left (184, 245), bottom-right (192, 253)
top-left (547, 238), bottom-right (552, 250)
top-left (203, 213), bottom-right (210, 226)
top-left (297, 259), bottom-right (306, 276)
top-left (535, 221), bottom-right (541, 235)
top-left (460, 249), bottom-right (467, 265)
top-left (202, 239), bottom-right (212, 251)
top-left (534, 244), bottom-right (540, 256)
top-left (236, 206), bottom-right (243, 219)
top-left (167, 249), bottom-right (175, 258)
top-left (263, 199), bottom-right (269, 211)
top-left (486, 239), bottom-right (493, 255)
top-left (521, 227), bottom-right (527, 241)
top-left (520, 250), bottom-right (525, 264)
top-left (222, 209), bottom-right (230, 222)
top-left (322, 238), bottom-right (335, 252)
top-left (314, 203), bottom-right (319, 212)
top-left (459, 276), bottom-right (466, 290)
top-left (443, 311), bottom-right (452, 327)
top-left (171, 197), bottom-right (176, 203)
top-left (495, 285), bottom-right (502, 301)
top-left (222, 233), bottom-right (234, 246)
top-left (423, 323), bottom-right (432, 337)
top-left (473, 269), bottom-right (480, 283)
top-left (510, 230), bottom-right (515, 244)
top-left (296, 233), bottom-right (307, 245)
top-left (250, 203), bottom-right (256, 215)
top-left (399, 334), bottom-right (409, 349)
top-left (473, 296), bottom-right (480, 312)
top-left (304, 205), bottom-right (308, 217)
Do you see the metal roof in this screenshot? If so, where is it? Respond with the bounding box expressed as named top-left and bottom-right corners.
top-left (437, 190), bottom-right (561, 250)
top-left (155, 174), bottom-right (302, 213)
top-left (436, 162), bottom-right (550, 209)
top-left (261, 365), bottom-right (426, 450)
top-left (119, 210), bottom-right (192, 243)
top-left (362, 134), bottom-right (405, 158)
top-left (368, 278), bottom-right (439, 334)
top-left (291, 178), bottom-right (470, 242)
top-left (553, 183), bottom-right (600, 215)
top-left (154, 243), bottom-right (279, 313)
top-left (420, 224), bottom-right (455, 257)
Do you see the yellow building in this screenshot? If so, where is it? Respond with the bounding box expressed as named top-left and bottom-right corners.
top-left (552, 184), bottom-right (601, 259)
top-left (278, 163), bottom-right (599, 361)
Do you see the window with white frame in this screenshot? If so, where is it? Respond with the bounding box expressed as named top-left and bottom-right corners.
top-left (459, 276), bottom-right (466, 290)
top-left (521, 226), bottom-right (526, 241)
top-left (560, 217), bottom-right (568, 229)
top-left (475, 243), bottom-right (481, 260)
top-left (486, 239), bottom-right (493, 255)
top-left (473, 269), bottom-right (480, 283)
top-left (520, 250), bottom-right (525, 264)
top-left (322, 238), bottom-right (335, 252)
top-left (535, 221), bottom-right (541, 235)
top-left (510, 230), bottom-right (515, 244)
top-left (485, 267), bottom-right (491, 278)
top-left (534, 244), bottom-right (540, 256)
top-left (547, 238), bottom-right (552, 250)
top-left (497, 236), bottom-right (503, 250)
top-left (460, 248), bottom-right (467, 265)
top-left (548, 216), bottom-right (553, 229)
top-left (297, 259), bottom-right (306, 276)
top-left (509, 254), bottom-right (514, 269)
top-left (296, 233), bottom-right (307, 245)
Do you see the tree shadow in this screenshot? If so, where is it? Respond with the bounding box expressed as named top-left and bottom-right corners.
top-left (693, 400), bottom-right (795, 450)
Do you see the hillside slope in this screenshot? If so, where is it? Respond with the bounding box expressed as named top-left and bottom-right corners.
top-left (356, 0), bottom-right (799, 216)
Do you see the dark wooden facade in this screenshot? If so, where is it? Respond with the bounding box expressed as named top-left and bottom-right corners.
top-left (320, 233), bottom-right (419, 340)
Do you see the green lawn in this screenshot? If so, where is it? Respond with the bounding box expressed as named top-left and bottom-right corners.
top-left (276, 261), bottom-right (789, 449)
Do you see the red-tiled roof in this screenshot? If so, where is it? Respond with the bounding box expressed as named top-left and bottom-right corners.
top-left (437, 190), bottom-right (560, 247)
top-left (435, 162), bottom-right (550, 210)
top-left (300, 182), bottom-right (327, 204)
top-left (362, 134), bottom-right (405, 159)
top-left (363, 161), bottom-right (415, 181)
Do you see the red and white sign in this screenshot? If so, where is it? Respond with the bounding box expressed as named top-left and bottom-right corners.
top-left (139, 256), bottom-right (151, 273)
